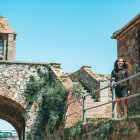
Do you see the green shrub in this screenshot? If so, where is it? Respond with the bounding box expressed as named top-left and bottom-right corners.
top-left (29, 64), bottom-right (38, 69)
top-left (26, 130), bottom-right (35, 140)
top-left (41, 79), bottom-right (66, 132)
top-left (72, 119), bottom-right (83, 127)
top-left (24, 67), bottom-right (67, 134)
top-left (70, 119), bottom-right (83, 136)
top-left (37, 68), bottom-right (49, 81)
top-left (70, 83), bottom-right (83, 97)
top-left (29, 75), bottom-right (35, 82)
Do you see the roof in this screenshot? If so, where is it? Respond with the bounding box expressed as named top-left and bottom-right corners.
top-left (0, 17), bottom-right (17, 34)
top-left (111, 13), bottom-right (140, 39)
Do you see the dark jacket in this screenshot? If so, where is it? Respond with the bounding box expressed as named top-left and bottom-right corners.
top-left (111, 68), bottom-right (131, 91)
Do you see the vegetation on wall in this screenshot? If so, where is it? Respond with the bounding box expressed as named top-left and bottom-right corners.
top-left (69, 118), bottom-right (111, 139)
top-left (24, 75), bottom-right (41, 105)
top-left (69, 82), bottom-right (83, 97)
top-left (70, 119), bottom-right (83, 136)
top-left (24, 65), bottom-right (67, 137)
top-left (40, 77), bottom-right (66, 133)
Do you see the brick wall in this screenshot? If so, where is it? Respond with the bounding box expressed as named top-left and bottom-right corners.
top-left (65, 93), bottom-right (83, 128)
top-left (111, 14), bottom-right (140, 107)
top-left (117, 22), bottom-right (140, 95)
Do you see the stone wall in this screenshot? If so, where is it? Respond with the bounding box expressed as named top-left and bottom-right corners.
top-left (86, 102), bottom-right (112, 119)
top-left (99, 81), bottom-right (111, 102)
top-left (69, 66), bottom-right (111, 102)
top-left (65, 93), bottom-right (83, 128)
top-left (116, 22), bottom-right (140, 95)
top-left (0, 61), bottom-right (49, 109)
top-left (0, 61), bottom-right (51, 139)
top-left (0, 61), bottom-right (113, 139)
top-left (0, 61), bottom-right (85, 139)
top-left (110, 118), bottom-right (140, 140)
top-left (49, 65), bottom-right (82, 128)
top-left (7, 33), bottom-right (16, 61)
top-left (44, 118), bottom-right (140, 140)
top-left (69, 66), bottom-right (100, 95)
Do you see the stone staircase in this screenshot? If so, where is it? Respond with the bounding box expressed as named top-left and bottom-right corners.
top-left (72, 82), bottom-right (100, 119)
top-left (85, 92), bottom-right (98, 119)
top-left (73, 82), bottom-right (112, 119)
top-left (51, 64), bottom-right (112, 120)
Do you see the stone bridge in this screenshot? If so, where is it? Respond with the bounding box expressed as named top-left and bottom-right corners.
top-left (0, 61), bottom-right (60, 140)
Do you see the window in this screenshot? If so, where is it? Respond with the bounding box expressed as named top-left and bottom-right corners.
top-left (0, 39), bottom-right (4, 56)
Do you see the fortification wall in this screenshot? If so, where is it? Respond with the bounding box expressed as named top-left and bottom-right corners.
top-left (44, 118), bottom-right (140, 140)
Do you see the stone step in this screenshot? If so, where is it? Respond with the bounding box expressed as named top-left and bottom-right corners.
top-left (72, 82), bottom-right (97, 109)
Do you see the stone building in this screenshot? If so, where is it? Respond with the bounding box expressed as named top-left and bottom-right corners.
top-left (111, 13), bottom-right (140, 105)
top-left (0, 17), bottom-right (17, 61)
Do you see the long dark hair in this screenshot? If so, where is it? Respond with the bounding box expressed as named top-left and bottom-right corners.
top-left (114, 58), bottom-right (131, 72)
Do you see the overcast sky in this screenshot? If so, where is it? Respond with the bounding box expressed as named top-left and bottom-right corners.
top-left (0, 0), bottom-right (140, 131)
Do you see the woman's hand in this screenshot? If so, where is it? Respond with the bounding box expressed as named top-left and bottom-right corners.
top-left (128, 91), bottom-right (130, 96)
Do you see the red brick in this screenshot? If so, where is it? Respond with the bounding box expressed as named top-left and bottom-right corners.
top-left (130, 121), bottom-right (136, 128)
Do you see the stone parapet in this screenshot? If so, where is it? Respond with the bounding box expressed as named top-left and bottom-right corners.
top-left (0, 60), bottom-right (50, 65)
top-left (44, 118), bottom-right (140, 140)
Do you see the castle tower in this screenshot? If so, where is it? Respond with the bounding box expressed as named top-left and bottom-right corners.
top-left (0, 17), bottom-right (17, 61)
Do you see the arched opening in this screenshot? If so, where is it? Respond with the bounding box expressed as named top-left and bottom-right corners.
top-left (0, 95), bottom-right (25, 140)
top-left (0, 119), bottom-right (18, 139)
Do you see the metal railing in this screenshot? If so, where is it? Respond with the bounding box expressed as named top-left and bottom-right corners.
top-left (66, 72), bottom-right (140, 123)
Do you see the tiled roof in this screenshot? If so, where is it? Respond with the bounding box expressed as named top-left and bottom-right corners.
top-left (0, 17), bottom-right (17, 34)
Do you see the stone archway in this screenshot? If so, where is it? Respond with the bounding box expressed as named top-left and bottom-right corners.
top-left (0, 95), bottom-right (25, 140)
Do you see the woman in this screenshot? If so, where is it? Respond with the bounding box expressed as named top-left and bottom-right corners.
top-left (111, 58), bottom-right (131, 118)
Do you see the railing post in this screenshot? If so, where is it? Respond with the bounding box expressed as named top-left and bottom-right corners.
top-left (83, 91), bottom-right (86, 123)
top-left (111, 77), bottom-right (117, 120)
